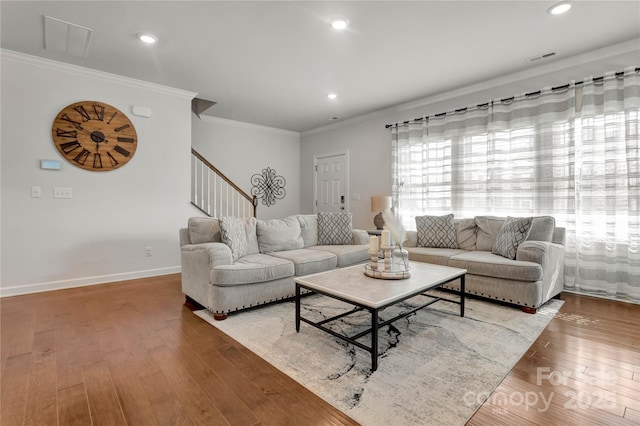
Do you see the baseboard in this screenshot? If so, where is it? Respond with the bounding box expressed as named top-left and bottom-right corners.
top-left (0, 266), bottom-right (181, 298)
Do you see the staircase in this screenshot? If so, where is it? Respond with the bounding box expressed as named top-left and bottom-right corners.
top-left (191, 148), bottom-right (257, 218)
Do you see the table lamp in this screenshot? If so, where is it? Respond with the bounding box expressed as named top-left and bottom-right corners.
top-left (371, 196), bottom-right (392, 230)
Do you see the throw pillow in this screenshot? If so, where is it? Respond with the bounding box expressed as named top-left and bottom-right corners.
top-left (474, 216), bottom-right (506, 251)
top-left (297, 214), bottom-right (318, 247)
top-left (455, 218), bottom-right (477, 251)
top-left (256, 216), bottom-right (304, 253)
top-left (527, 216), bottom-right (556, 242)
top-left (492, 216), bottom-right (534, 259)
top-left (219, 216), bottom-right (248, 261)
top-left (188, 217), bottom-right (221, 244)
top-left (241, 216), bottom-right (259, 255)
top-left (415, 214), bottom-right (457, 248)
top-left (317, 212), bottom-right (353, 245)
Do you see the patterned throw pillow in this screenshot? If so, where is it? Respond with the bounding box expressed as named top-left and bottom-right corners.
top-left (492, 216), bottom-right (533, 259)
top-left (416, 214), bottom-right (458, 248)
top-left (219, 216), bottom-right (248, 261)
top-left (317, 212), bottom-right (353, 245)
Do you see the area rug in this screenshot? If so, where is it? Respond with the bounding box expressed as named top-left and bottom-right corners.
top-left (195, 292), bottom-right (562, 426)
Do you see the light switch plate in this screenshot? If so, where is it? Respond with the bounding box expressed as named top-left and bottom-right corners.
top-left (53, 187), bottom-right (72, 199)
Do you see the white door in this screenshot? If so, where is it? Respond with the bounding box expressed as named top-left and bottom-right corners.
top-left (315, 153), bottom-right (348, 213)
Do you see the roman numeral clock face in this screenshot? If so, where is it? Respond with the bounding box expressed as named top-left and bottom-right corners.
top-left (52, 101), bottom-right (137, 172)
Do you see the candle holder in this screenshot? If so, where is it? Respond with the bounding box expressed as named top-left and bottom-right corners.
top-left (363, 243), bottom-right (411, 280)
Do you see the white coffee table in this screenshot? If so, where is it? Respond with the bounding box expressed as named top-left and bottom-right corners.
top-left (294, 261), bottom-right (466, 371)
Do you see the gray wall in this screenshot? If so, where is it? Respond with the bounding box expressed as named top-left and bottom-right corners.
top-left (191, 115), bottom-right (301, 220)
top-left (1, 50), bottom-right (195, 295)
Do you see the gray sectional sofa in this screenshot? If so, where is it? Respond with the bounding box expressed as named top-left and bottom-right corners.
top-left (180, 213), bottom-right (565, 319)
top-left (404, 215), bottom-right (565, 313)
top-left (179, 213), bottom-right (370, 320)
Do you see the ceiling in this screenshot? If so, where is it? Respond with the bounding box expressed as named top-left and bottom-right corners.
top-left (2, 1), bottom-right (639, 132)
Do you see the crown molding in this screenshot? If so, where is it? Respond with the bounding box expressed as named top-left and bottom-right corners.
top-left (199, 115), bottom-right (300, 138)
top-left (302, 38), bottom-right (640, 137)
top-left (0, 49), bottom-right (197, 99)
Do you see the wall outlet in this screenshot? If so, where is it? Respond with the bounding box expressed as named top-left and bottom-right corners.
top-left (53, 187), bottom-right (72, 199)
top-left (31, 186), bottom-right (42, 198)
top-left (144, 246), bottom-right (152, 257)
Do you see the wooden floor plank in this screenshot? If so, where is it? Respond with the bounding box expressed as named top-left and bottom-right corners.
top-left (0, 353), bottom-right (32, 426)
top-left (57, 384), bottom-right (92, 425)
top-left (82, 361), bottom-right (127, 426)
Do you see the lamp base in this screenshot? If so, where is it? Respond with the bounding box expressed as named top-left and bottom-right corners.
top-left (373, 212), bottom-right (384, 230)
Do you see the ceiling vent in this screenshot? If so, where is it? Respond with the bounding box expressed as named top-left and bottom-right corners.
top-left (44, 16), bottom-right (93, 58)
top-left (526, 52), bottom-right (557, 63)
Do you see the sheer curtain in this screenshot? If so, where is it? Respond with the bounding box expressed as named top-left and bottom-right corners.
top-left (391, 68), bottom-right (640, 302)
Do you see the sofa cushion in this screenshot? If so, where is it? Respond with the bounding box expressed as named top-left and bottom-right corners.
top-left (492, 216), bottom-right (533, 259)
top-left (297, 214), bottom-right (318, 247)
top-left (448, 251), bottom-right (543, 282)
top-left (212, 254), bottom-right (294, 286)
top-left (474, 216), bottom-right (505, 251)
top-left (219, 217), bottom-right (248, 261)
top-left (455, 218), bottom-right (477, 251)
top-left (241, 217), bottom-right (260, 255)
top-left (310, 245), bottom-right (369, 267)
top-left (528, 216), bottom-right (556, 242)
top-left (256, 216), bottom-right (304, 253)
top-left (416, 214), bottom-right (457, 248)
top-left (269, 249), bottom-right (337, 276)
top-left (317, 212), bottom-right (353, 245)
top-left (406, 247), bottom-right (469, 266)
top-left (188, 217), bottom-right (221, 244)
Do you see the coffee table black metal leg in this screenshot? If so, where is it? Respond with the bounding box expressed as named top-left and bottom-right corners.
top-left (460, 275), bottom-right (465, 317)
top-left (371, 309), bottom-right (379, 371)
top-left (295, 284), bottom-right (301, 332)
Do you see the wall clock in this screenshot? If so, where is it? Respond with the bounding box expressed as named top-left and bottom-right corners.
top-left (51, 101), bottom-right (137, 172)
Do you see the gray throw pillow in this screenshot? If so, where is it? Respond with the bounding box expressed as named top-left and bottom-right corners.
top-left (455, 218), bottom-right (477, 251)
top-left (527, 216), bottom-right (556, 242)
top-left (256, 216), bottom-right (304, 253)
top-left (492, 216), bottom-right (533, 259)
top-left (416, 214), bottom-right (457, 248)
top-left (219, 217), bottom-right (248, 261)
top-left (317, 212), bottom-right (353, 245)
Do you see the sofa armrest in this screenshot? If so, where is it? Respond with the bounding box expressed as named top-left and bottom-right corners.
top-left (180, 242), bottom-right (233, 307)
top-left (516, 241), bottom-right (563, 266)
top-left (352, 229), bottom-right (369, 245)
top-left (516, 240), bottom-right (565, 302)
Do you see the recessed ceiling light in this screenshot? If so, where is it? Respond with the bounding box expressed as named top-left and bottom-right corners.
top-left (327, 93), bottom-right (338, 100)
top-left (137, 33), bottom-right (158, 44)
top-left (548, 2), bottom-right (572, 15)
top-left (330, 18), bottom-right (349, 31)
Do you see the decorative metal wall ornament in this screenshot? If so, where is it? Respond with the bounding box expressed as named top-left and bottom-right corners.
top-left (251, 167), bottom-right (286, 207)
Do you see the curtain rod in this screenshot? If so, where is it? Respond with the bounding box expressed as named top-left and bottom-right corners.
top-left (384, 67), bottom-right (640, 129)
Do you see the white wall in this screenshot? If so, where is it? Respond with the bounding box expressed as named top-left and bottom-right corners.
top-left (300, 41), bottom-right (640, 230)
top-left (192, 115), bottom-right (300, 220)
top-left (0, 50), bottom-right (196, 296)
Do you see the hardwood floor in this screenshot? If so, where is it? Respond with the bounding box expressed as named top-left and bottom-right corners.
top-left (1, 274), bottom-right (638, 425)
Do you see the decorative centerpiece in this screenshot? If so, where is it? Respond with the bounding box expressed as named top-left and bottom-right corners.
top-left (364, 211), bottom-right (410, 279)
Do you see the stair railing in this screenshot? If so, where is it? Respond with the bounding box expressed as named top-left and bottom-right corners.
top-left (191, 148), bottom-right (257, 218)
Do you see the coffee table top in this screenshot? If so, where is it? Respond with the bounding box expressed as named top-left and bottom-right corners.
top-left (294, 261), bottom-right (466, 309)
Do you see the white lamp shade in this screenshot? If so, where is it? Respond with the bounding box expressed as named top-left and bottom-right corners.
top-left (371, 196), bottom-right (392, 212)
